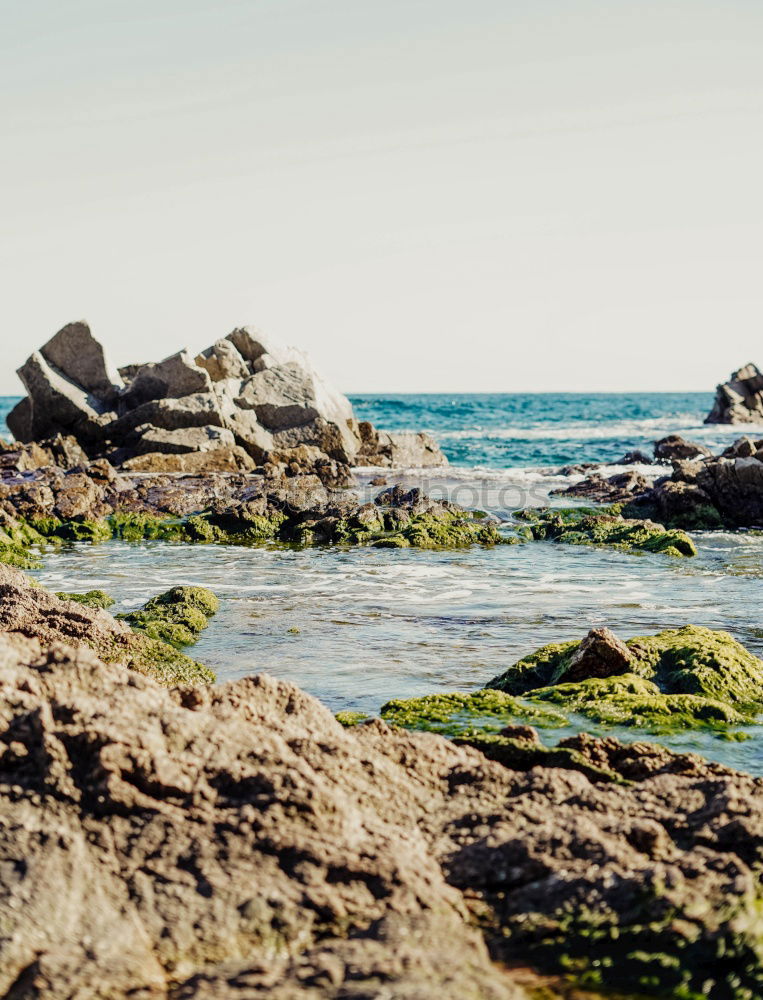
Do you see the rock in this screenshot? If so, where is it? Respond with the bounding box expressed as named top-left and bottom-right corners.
top-left (40, 320), bottom-right (121, 401)
top-left (106, 392), bottom-right (227, 440)
top-left (237, 363), bottom-right (322, 430)
top-left (721, 435), bottom-right (763, 459)
top-left (120, 447), bottom-right (255, 473)
top-left (129, 424), bottom-right (237, 456)
top-left (705, 362), bottom-right (763, 424)
top-left (356, 421), bottom-right (447, 467)
top-left (120, 350), bottom-right (214, 408)
top-left (553, 469), bottom-right (652, 503)
top-left (5, 395), bottom-right (33, 441)
top-left (512, 506), bottom-right (697, 557)
top-left (653, 434), bottom-right (712, 462)
top-left (616, 448), bottom-right (653, 465)
top-left (2, 642), bottom-right (763, 997)
top-left (558, 626), bottom-right (633, 682)
top-left (226, 325), bottom-right (303, 371)
top-left (195, 339), bottom-right (250, 381)
top-left (16, 352), bottom-right (112, 446)
top-left (0, 571), bottom-right (214, 685)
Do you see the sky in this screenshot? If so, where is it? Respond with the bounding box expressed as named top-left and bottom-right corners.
top-left (1, 0), bottom-right (762, 394)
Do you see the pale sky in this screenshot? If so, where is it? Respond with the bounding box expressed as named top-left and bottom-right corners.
top-left (2, 0), bottom-right (762, 394)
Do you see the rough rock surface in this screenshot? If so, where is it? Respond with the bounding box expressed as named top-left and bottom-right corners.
top-left (556, 435), bottom-right (763, 528)
top-left (9, 321), bottom-right (448, 476)
top-left (0, 573), bottom-right (214, 685)
top-left (2, 640), bottom-right (763, 998)
top-left (653, 433), bottom-right (713, 462)
top-left (706, 362), bottom-right (763, 423)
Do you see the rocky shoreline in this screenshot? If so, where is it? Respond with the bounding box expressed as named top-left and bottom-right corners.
top-left (3, 336), bottom-right (763, 998)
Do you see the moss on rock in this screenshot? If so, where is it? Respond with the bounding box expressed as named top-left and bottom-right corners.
top-left (380, 689), bottom-right (567, 736)
top-left (513, 506), bottom-right (697, 557)
top-left (117, 585), bottom-right (219, 648)
top-left (55, 589), bottom-right (115, 609)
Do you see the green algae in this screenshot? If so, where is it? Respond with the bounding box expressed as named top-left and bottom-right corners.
top-left (55, 589), bottom-right (115, 609)
top-left (0, 517), bottom-right (46, 569)
top-left (117, 585), bottom-right (219, 648)
top-left (335, 710), bottom-right (370, 727)
top-left (513, 507), bottom-right (697, 557)
top-left (380, 690), bottom-right (567, 736)
top-left (89, 631), bottom-right (215, 686)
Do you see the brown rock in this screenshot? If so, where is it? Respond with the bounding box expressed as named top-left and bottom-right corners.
top-left (705, 363), bottom-right (763, 424)
top-left (557, 626), bottom-right (633, 682)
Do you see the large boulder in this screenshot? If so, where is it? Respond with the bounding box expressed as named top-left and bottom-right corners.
top-left (653, 434), bottom-right (712, 462)
top-left (705, 363), bottom-right (763, 424)
top-left (120, 350), bottom-right (214, 409)
top-left (15, 351), bottom-right (113, 446)
top-left (195, 338), bottom-right (250, 381)
top-left (40, 320), bottom-right (122, 401)
top-left (128, 424), bottom-right (237, 456)
top-left (357, 421), bottom-right (448, 468)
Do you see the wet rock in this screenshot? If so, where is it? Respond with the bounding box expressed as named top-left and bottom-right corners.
top-left (705, 362), bottom-right (763, 423)
top-left (2, 643), bottom-right (763, 997)
top-left (653, 434), bottom-right (713, 462)
top-left (616, 448), bottom-right (653, 465)
top-left (559, 626), bottom-right (633, 682)
top-left (513, 506), bottom-right (697, 556)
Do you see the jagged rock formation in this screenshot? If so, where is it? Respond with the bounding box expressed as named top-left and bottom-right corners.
top-left (7, 321), bottom-right (447, 476)
top-left (2, 638), bottom-right (763, 998)
top-left (556, 434), bottom-right (763, 528)
top-left (705, 363), bottom-right (763, 424)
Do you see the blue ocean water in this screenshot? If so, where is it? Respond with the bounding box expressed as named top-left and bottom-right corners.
top-left (352, 391), bottom-right (731, 467)
top-left (5, 390), bottom-right (755, 469)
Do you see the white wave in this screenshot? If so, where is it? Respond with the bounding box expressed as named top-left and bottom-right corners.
top-left (436, 414), bottom-right (763, 442)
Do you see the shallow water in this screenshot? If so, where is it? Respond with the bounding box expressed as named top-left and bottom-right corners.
top-left (33, 478), bottom-right (763, 774)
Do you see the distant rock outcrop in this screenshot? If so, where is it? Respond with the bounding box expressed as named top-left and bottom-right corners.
top-left (705, 363), bottom-right (763, 424)
top-left (7, 321), bottom-right (447, 476)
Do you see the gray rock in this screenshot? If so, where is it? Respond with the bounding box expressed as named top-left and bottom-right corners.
top-left (195, 339), bottom-right (251, 382)
top-left (17, 352), bottom-right (112, 446)
top-left (105, 392), bottom-right (226, 439)
top-left (5, 396), bottom-right (33, 442)
top-left (121, 350), bottom-right (213, 409)
top-left (129, 424), bottom-right (237, 456)
top-left (237, 363), bottom-right (320, 430)
top-left (40, 321), bottom-right (122, 401)
top-left (226, 326), bottom-right (302, 372)
top-left (356, 422), bottom-right (448, 468)
top-left (705, 363), bottom-right (763, 424)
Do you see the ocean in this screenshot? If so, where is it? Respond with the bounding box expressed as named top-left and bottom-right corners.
top-left (4, 390), bottom-right (763, 774)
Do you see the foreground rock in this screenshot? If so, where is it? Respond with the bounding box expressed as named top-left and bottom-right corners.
top-left (2, 640), bottom-right (763, 998)
top-left (0, 470), bottom-right (502, 553)
top-left (384, 624), bottom-right (763, 733)
top-left (7, 320), bottom-right (448, 478)
top-left (706, 362), bottom-right (763, 423)
top-left (0, 570), bottom-right (215, 684)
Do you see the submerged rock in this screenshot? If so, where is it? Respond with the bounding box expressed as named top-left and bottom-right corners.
top-left (2, 642), bottom-right (763, 998)
top-left (116, 585), bottom-right (218, 647)
top-left (512, 506), bottom-right (697, 556)
top-left (705, 362), bottom-right (763, 423)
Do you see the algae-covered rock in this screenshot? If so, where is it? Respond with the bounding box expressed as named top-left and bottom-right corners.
top-left (117, 586), bottom-right (218, 647)
top-left (487, 625), bottom-right (763, 730)
top-left (380, 689), bottom-right (568, 735)
top-left (55, 589), bottom-right (115, 609)
top-left (513, 506), bottom-right (697, 557)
